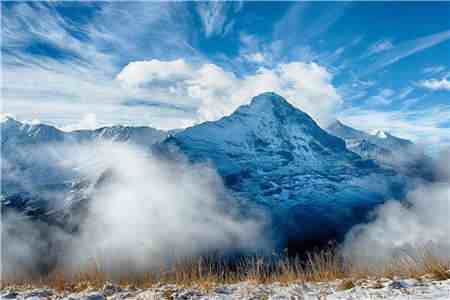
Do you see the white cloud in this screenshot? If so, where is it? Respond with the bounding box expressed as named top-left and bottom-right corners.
top-left (362, 86), bottom-right (414, 107)
top-left (60, 113), bottom-right (98, 132)
top-left (397, 86), bottom-right (414, 100)
top-left (418, 78), bottom-right (450, 91)
top-left (244, 52), bottom-right (265, 64)
top-left (422, 65), bottom-right (446, 75)
top-left (195, 2), bottom-right (242, 38)
top-left (363, 29), bottom-right (450, 75)
top-left (1, 2), bottom-right (200, 130)
top-left (116, 59), bottom-right (193, 88)
top-left (2, 141), bottom-right (267, 277)
top-left (237, 33), bottom-right (282, 68)
top-left (116, 59), bottom-right (342, 126)
top-left (342, 179), bottom-right (450, 269)
top-left (367, 39), bottom-right (394, 56)
top-left (273, 2), bottom-right (349, 43)
top-left (368, 88), bottom-right (395, 105)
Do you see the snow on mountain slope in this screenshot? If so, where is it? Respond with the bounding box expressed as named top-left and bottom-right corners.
top-left (1, 117), bottom-right (66, 147)
top-left (326, 120), bottom-right (368, 141)
top-left (161, 92), bottom-right (406, 246)
top-left (1, 94), bottom-right (410, 247)
top-left (327, 120), bottom-right (432, 179)
top-left (72, 125), bottom-right (168, 147)
top-left (1, 116), bottom-right (168, 148)
top-left (327, 120), bottom-right (414, 156)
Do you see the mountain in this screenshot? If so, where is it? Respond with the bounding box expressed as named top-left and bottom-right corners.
top-left (1, 94), bottom-right (412, 250)
top-left (327, 120), bottom-right (432, 179)
top-left (73, 125), bottom-right (168, 148)
top-left (327, 120), bottom-right (414, 154)
top-left (1, 117), bottom-right (66, 147)
top-left (326, 120), bottom-right (368, 141)
top-left (1, 117), bottom-right (168, 148)
top-left (160, 92), bottom-right (405, 248)
top-left (1, 117), bottom-right (168, 219)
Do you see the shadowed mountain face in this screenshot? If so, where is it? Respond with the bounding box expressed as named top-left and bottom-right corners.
top-left (161, 93), bottom-right (407, 249)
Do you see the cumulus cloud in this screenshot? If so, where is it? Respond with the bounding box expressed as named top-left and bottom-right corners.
top-left (418, 77), bottom-right (450, 91)
top-left (116, 59), bottom-right (342, 126)
top-left (116, 59), bottom-right (193, 87)
top-left (1, 2), bottom-right (199, 130)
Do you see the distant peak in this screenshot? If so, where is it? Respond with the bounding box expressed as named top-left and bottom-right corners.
top-left (1, 115), bottom-right (22, 126)
top-left (1, 115), bottom-right (15, 122)
top-left (373, 130), bottom-right (389, 139)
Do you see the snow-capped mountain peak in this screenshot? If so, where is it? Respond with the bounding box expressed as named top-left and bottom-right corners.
top-left (373, 130), bottom-right (388, 139)
top-left (237, 92), bottom-right (314, 123)
top-left (2, 93), bottom-right (407, 251)
top-left (164, 93), bottom-right (395, 205)
top-left (168, 92), bottom-right (354, 169)
top-left (243, 92), bottom-right (293, 112)
top-left (159, 93), bottom-right (406, 245)
top-left (326, 120), bottom-right (428, 178)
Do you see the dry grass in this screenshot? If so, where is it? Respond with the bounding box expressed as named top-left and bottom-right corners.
top-left (349, 247), bottom-right (450, 280)
top-left (2, 247), bottom-right (449, 292)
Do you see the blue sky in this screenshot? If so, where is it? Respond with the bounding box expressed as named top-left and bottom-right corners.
top-left (1, 2), bottom-right (449, 151)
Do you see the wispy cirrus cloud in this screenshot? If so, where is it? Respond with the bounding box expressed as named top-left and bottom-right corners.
top-left (422, 65), bottom-right (446, 75)
top-left (362, 29), bottom-right (450, 75)
top-left (195, 1), bottom-right (243, 38)
top-left (368, 88), bottom-right (395, 105)
top-left (366, 39), bottom-right (394, 56)
top-left (2, 0), bottom-right (449, 151)
top-left (397, 86), bottom-right (415, 100)
top-left (268, 2), bottom-right (351, 66)
top-left (273, 2), bottom-right (350, 45)
top-left (1, 2), bottom-right (199, 129)
top-left (366, 86), bottom-right (416, 106)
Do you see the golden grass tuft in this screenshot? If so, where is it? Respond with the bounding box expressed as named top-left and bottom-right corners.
top-left (2, 246), bottom-right (449, 292)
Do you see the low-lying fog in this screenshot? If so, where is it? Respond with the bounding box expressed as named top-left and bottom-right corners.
top-left (1, 142), bottom-right (449, 279)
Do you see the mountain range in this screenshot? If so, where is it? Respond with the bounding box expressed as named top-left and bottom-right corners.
top-left (1, 92), bottom-right (426, 249)
top-left (327, 120), bottom-right (433, 179)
